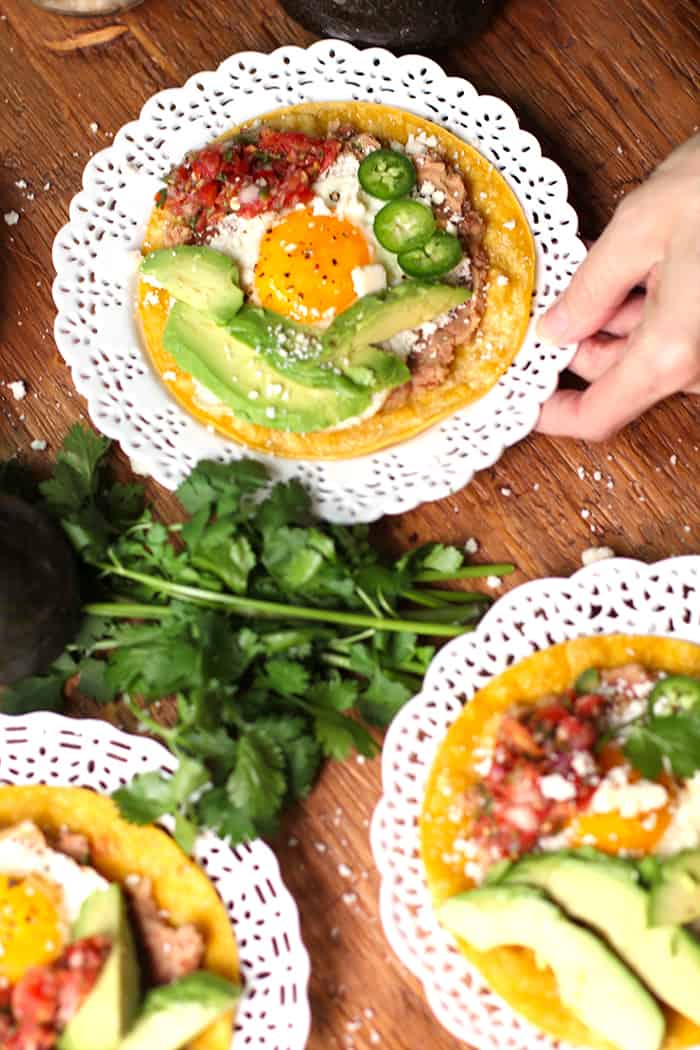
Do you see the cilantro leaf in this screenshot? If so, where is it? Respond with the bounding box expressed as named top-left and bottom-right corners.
top-left (284, 734), bottom-right (321, 799)
top-left (417, 543), bottom-right (464, 575)
top-left (173, 812), bottom-right (198, 854)
top-left (185, 516), bottom-right (256, 594)
top-left (313, 710), bottom-right (378, 761)
top-left (176, 459), bottom-right (268, 516)
top-left (262, 527), bottom-right (327, 590)
top-left (102, 482), bottom-right (145, 528)
top-left (256, 479), bottom-right (310, 532)
top-left (112, 757), bottom-right (208, 826)
top-left (308, 671), bottom-right (359, 712)
top-left (2, 673), bottom-right (66, 714)
top-left (112, 771), bottom-right (178, 824)
top-left (196, 788), bottom-right (258, 845)
top-left (170, 755), bottom-right (210, 799)
top-left (104, 621), bottom-right (202, 699)
top-left (262, 659), bottom-right (310, 697)
top-left (75, 657), bottom-right (116, 704)
top-left (624, 710), bottom-right (700, 779)
top-left (255, 716), bottom-right (320, 799)
top-left (39, 425), bottom-right (109, 516)
top-left (226, 728), bottom-right (286, 825)
top-left (358, 668), bottom-right (411, 727)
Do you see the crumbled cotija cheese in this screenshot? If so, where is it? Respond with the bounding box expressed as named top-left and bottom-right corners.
top-left (658, 773), bottom-right (700, 855)
top-left (539, 773), bottom-right (577, 802)
top-left (590, 766), bottom-right (668, 818)
top-left (351, 263), bottom-right (386, 298)
top-left (570, 751), bottom-right (598, 779)
top-left (403, 131), bottom-right (439, 156)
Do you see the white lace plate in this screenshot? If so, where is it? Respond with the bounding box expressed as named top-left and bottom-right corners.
top-left (370, 555), bottom-right (700, 1050)
top-left (52, 38), bottom-right (585, 524)
top-left (0, 711), bottom-right (311, 1050)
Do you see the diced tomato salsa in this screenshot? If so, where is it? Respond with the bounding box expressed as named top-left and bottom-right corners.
top-left (159, 128), bottom-right (342, 239)
top-left (468, 690), bottom-right (611, 862)
top-left (0, 936), bottom-right (110, 1050)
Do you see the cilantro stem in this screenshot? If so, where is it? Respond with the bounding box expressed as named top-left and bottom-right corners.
top-left (85, 602), bottom-right (175, 620)
top-left (321, 652), bottom-right (426, 678)
top-left (400, 588), bottom-right (445, 609)
top-left (94, 564), bottom-right (468, 637)
top-left (402, 587), bottom-right (490, 607)
top-left (413, 563), bottom-right (515, 582)
top-left (328, 629), bottom-right (376, 648)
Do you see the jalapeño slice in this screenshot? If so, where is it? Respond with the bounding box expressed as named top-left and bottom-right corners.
top-left (358, 149), bottom-right (416, 200)
top-left (649, 674), bottom-right (700, 713)
top-left (398, 230), bottom-right (462, 278)
top-left (373, 200), bottom-right (436, 253)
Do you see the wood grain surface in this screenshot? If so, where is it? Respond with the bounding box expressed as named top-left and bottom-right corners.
top-left (1, 2), bottom-right (699, 1048)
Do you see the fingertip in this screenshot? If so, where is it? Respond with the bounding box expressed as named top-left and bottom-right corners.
top-left (536, 300), bottom-right (570, 344)
top-left (535, 389), bottom-right (585, 437)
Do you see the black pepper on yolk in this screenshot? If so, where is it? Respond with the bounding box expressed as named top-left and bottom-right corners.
top-left (253, 208), bottom-right (371, 323)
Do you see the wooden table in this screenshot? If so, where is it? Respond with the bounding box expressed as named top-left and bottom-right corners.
top-left (0, 1), bottom-right (698, 1047)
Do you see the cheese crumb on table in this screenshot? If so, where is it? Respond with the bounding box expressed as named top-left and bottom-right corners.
top-left (581, 546), bottom-right (616, 567)
top-left (3, 211), bottom-right (19, 226)
top-left (7, 380), bottom-right (27, 400)
top-left (30, 439), bottom-right (47, 451)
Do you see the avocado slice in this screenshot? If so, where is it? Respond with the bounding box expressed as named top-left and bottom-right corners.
top-left (140, 247), bottom-right (243, 324)
top-left (437, 884), bottom-right (664, 1050)
top-left (118, 971), bottom-right (241, 1050)
top-left (646, 850), bottom-right (700, 925)
top-left (164, 302), bottom-right (376, 433)
top-left (323, 279), bottom-right (470, 359)
top-left (59, 885), bottom-right (140, 1050)
top-left (504, 850), bottom-right (700, 1025)
top-left (227, 304), bottom-right (408, 392)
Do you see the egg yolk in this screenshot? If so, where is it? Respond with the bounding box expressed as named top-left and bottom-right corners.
top-left (570, 807), bottom-right (672, 854)
top-left (254, 208), bottom-right (371, 323)
top-left (0, 874), bottom-right (65, 982)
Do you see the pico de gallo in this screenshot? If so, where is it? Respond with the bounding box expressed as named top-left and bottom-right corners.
top-left (465, 663), bottom-right (699, 867)
top-left (0, 936), bottom-right (110, 1050)
top-left (158, 127), bottom-right (342, 240)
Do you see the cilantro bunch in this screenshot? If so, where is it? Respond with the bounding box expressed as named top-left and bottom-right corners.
top-left (2, 427), bottom-right (513, 848)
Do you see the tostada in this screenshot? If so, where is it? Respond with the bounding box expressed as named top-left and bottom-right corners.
top-left (0, 786), bottom-right (240, 1050)
top-left (420, 635), bottom-right (700, 1050)
top-left (136, 100), bottom-right (535, 458)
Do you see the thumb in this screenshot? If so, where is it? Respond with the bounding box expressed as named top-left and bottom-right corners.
top-left (538, 195), bottom-right (663, 345)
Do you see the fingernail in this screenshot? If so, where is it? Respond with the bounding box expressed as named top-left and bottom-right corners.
top-left (537, 300), bottom-right (570, 343)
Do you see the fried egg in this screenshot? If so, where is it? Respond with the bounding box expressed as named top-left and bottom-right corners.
top-left (0, 822), bottom-right (107, 983)
top-left (254, 208), bottom-right (372, 323)
top-left (207, 149), bottom-right (405, 327)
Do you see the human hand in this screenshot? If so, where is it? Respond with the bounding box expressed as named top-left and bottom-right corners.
top-left (536, 134), bottom-right (700, 441)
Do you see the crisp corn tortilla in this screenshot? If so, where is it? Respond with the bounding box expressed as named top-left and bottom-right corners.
top-left (138, 100), bottom-right (535, 459)
top-left (0, 785), bottom-right (238, 1050)
top-left (420, 635), bottom-right (700, 1050)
